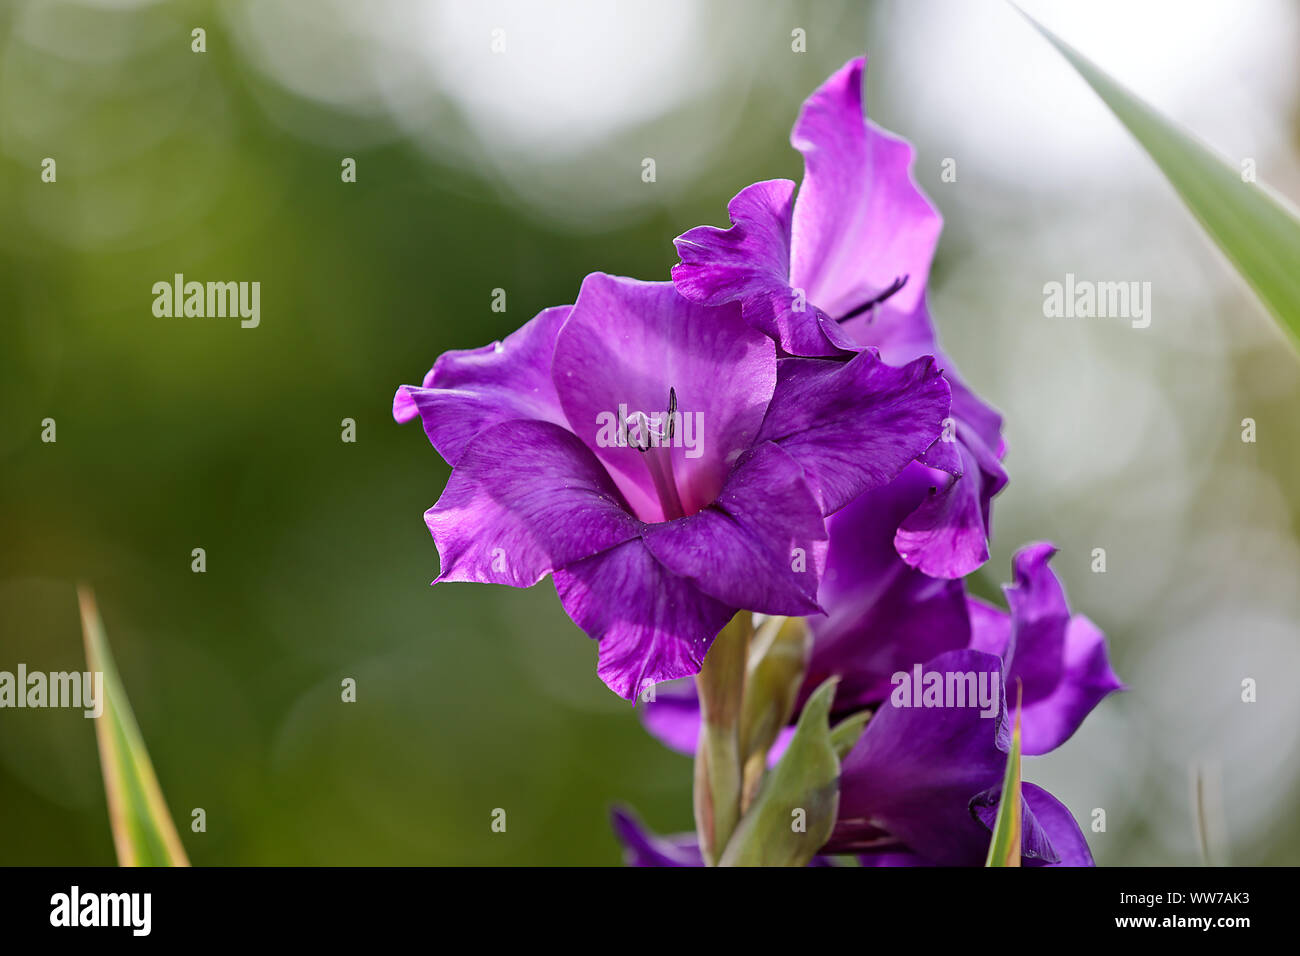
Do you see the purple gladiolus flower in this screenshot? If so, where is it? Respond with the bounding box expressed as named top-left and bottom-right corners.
top-left (395, 273), bottom-right (949, 698)
top-left (637, 521), bottom-right (1121, 864)
top-left (631, 651), bottom-right (1104, 868)
top-left (671, 57), bottom-right (1008, 578)
top-left (828, 543), bottom-right (1120, 865)
top-left (832, 648), bottom-right (1097, 866)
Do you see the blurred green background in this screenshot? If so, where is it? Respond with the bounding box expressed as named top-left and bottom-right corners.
top-left (2, 0), bottom-right (1298, 865)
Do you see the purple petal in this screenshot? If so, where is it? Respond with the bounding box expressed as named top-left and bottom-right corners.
top-left (551, 274), bottom-right (776, 522)
top-left (425, 419), bottom-right (640, 588)
top-left (1003, 543), bottom-right (1071, 703)
top-left (833, 649), bottom-right (1008, 863)
top-left (845, 298), bottom-right (1006, 463)
top-left (757, 350), bottom-right (950, 515)
top-left (838, 290), bottom-right (939, 367)
top-left (1019, 613), bottom-right (1123, 755)
top-left (949, 369), bottom-right (1008, 461)
top-left (967, 596), bottom-right (1011, 657)
top-left (738, 292), bottom-right (860, 358)
top-left (969, 782), bottom-right (1060, 864)
top-left (804, 466), bottom-right (971, 709)
top-left (638, 679), bottom-right (701, 756)
top-left (893, 432), bottom-right (1002, 578)
top-left (610, 807), bottom-right (703, 867)
top-left (971, 783), bottom-right (1096, 867)
top-left (916, 427), bottom-right (963, 476)
top-left (976, 544), bottom-right (1123, 755)
top-left (1021, 783), bottom-right (1096, 866)
top-left (554, 538), bottom-right (735, 699)
top-left (858, 849), bottom-right (935, 867)
top-left (394, 305), bottom-right (571, 466)
top-left (788, 58), bottom-right (942, 321)
top-left (642, 442), bottom-right (827, 616)
top-left (843, 298), bottom-right (1007, 578)
top-left (672, 179), bottom-right (795, 305)
top-left (672, 179), bottom-right (858, 357)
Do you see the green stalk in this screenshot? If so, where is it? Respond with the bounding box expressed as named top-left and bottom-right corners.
top-left (693, 612), bottom-right (750, 865)
top-left (738, 616), bottom-right (811, 812)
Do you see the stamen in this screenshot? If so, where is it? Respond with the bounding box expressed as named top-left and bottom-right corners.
top-left (633, 388), bottom-right (687, 521)
top-left (837, 274), bottom-right (909, 324)
top-left (627, 411), bottom-right (654, 452)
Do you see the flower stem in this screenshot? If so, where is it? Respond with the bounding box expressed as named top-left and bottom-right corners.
top-left (738, 615), bottom-right (810, 814)
top-left (693, 612), bottom-right (750, 865)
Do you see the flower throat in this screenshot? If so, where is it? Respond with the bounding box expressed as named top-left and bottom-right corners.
top-left (630, 387), bottom-right (687, 521)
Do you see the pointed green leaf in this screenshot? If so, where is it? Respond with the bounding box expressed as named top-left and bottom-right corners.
top-left (985, 686), bottom-right (1023, 867)
top-left (829, 709), bottom-right (870, 760)
top-left (718, 677), bottom-right (840, 867)
top-left (78, 586), bottom-right (190, 867)
top-left (1024, 11), bottom-right (1300, 353)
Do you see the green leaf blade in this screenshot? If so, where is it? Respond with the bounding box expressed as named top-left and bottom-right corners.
top-left (1025, 11), bottom-right (1300, 352)
top-left (829, 709), bottom-right (870, 760)
top-left (985, 687), bottom-right (1023, 867)
top-left (78, 586), bottom-right (190, 867)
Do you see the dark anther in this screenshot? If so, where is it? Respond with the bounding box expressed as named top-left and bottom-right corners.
top-left (666, 387), bottom-right (677, 442)
top-left (837, 275), bottom-right (909, 323)
top-left (630, 388), bottom-right (679, 453)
